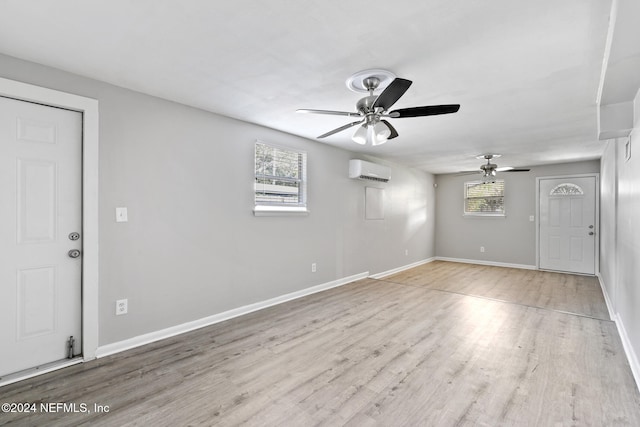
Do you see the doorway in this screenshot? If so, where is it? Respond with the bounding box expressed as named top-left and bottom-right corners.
top-left (0, 77), bottom-right (98, 385)
top-left (0, 96), bottom-right (83, 377)
top-left (538, 175), bottom-right (598, 275)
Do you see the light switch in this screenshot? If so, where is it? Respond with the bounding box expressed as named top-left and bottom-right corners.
top-left (116, 207), bottom-right (128, 222)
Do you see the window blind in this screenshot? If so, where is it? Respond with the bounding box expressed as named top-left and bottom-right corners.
top-left (464, 180), bottom-right (505, 215)
top-left (255, 142), bottom-right (307, 207)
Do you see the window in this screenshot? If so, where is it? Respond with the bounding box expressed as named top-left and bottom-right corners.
top-left (464, 180), bottom-right (505, 216)
top-left (549, 183), bottom-right (583, 196)
top-left (254, 141), bottom-right (307, 215)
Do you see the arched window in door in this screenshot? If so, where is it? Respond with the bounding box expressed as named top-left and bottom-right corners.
top-left (549, 183), bottom-right (584, 196)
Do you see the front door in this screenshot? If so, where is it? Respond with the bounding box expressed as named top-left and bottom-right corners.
top-left (0, 96), bottom-right (82, 377)
top-left (539, 176), bottom-right (597, 275)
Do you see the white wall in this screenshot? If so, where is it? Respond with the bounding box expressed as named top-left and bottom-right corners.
top-left (596, 0), bottom-right (640, 387)
top-left (0, 53), bottom-right (436, 346)
top-left (435, 160), bottom-right (600, 266)
top-left (600, 126), bottom-right (640, 384)
top-left (599, 140), bottom-right (617, 306)
top-left (615, 126), bottom-right (640, 363)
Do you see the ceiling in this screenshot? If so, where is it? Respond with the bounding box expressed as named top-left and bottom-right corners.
top-left (0, 0), bottom-right (615, 174)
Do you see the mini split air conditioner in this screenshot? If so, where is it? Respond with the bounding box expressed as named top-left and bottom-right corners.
top-left (349, 159), bottom-right (391, 183)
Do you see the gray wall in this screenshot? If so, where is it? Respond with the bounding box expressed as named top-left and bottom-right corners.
top-left (0, 54), bottom-right (436, 346)
top-left (434, 160), bottom-right (600, 266)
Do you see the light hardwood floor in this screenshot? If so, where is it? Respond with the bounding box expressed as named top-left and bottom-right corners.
top-left (1, 261), bottom-right (639, 426)
top-left (385, 261), bottom-right (611, 320)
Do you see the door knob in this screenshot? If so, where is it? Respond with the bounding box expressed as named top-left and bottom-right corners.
top-left (68, 249), bottom-right (81, 258)
top-left (588, 231), bottom-right (594, 236)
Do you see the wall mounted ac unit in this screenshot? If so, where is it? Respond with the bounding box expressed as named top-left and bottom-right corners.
top-left (349, 159), bottom-right (391, 182)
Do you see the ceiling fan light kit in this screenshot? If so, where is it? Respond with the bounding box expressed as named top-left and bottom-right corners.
top-left (482, 169), bottom-right (498, 184)
top-left (471, 154), bottom-right (531, 182)
top-left (297, 69), bottom-right (460, 146)
top-left (372, 121), bottom-right (391, 145)
top-left (352, 125), bottom-right (368, 145)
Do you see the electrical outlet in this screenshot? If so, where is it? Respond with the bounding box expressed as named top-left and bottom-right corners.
top-left (529, 215), bottom-right (535, 222)
top-left (311, 263), bottom-right (317, 273)
top-left (480, 246), bottom-right (485, 253)
top-left (116, 299), bottom-right (128, 315)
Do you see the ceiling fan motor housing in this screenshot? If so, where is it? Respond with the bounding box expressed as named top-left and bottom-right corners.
top-left (356, 96), bottom-right (378, 115)
top-left (480, 163), bottom-right (497, 171)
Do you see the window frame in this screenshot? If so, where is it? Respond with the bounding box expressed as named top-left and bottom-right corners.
top-left (253, 140), bottom-right (309, 216)
top-left (463, 179), bottom-right (506, 217)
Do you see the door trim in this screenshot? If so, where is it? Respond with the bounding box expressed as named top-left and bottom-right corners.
top-left (0, 78), bottom-right (99, 363)
top-left (535, 173), bottom-right (600, 274)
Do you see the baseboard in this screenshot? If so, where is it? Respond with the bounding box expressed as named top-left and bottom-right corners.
top-left (596, 273), bottom-right (616, 321)
top-left (369, 257), bottom-right (436, 279)
top-left (596, 273), bottom-right (640, 393)
top-left (435, 256), bottom-right (537, 270)
top-left (614, 313), bottom-right (640, 393)
top-left (96, 271), bottom-right (369, 358)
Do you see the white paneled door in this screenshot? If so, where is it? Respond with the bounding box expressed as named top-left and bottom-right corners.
top-left (0, 96), bottom-right (82, 377)
top-left (539, 176), bottom-right (596, 275)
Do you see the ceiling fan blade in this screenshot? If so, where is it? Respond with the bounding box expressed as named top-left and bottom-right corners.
top-left (388, 104), bottom-right (460, 118)
top-left (372, 78), bottom-right (412, 111)
top-left (380, 120), bottom-right (399, 139)
top-left (496, 167), bottom-right (530, 172)
top-left (297, 109), bottom-right (361, 117)
top-left (317, 120), bottom-right (365, 138)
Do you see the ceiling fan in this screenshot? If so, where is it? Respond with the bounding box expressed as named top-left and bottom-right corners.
top-left (297, 69), bottom-right (460, 146)
top-left (462, 154), bottom-right (530, 183)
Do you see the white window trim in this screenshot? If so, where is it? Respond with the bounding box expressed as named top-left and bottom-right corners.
top-left (463, 213), bottom-right (507, 218)
top-left (254, 140), bottom-right (308, 216)
top-left (463, 179), bottom-right (506, 217)
top-left (253, 205), bottom-right (310, 216)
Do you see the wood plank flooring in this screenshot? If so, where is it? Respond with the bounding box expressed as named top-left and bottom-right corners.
top-left (1, 261), bottom-right (639, 426)
top-left (385, 261), bottom-right (611, 320)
